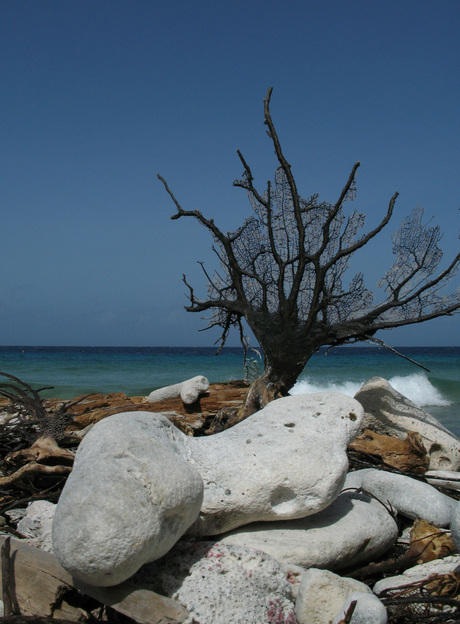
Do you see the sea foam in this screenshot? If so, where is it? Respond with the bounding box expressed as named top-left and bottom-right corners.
top-left (291, 372), bottom-right (450, 408)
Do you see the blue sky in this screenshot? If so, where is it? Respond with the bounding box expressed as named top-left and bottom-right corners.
top-left (1, 0), bottom-right (459, 347)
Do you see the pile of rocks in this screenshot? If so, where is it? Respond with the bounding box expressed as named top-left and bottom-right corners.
top-left (12, 377), bottom-right (460, 623)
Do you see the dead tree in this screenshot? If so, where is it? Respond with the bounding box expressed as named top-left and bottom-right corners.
top-left (158, 88), bottom-right (460, 418)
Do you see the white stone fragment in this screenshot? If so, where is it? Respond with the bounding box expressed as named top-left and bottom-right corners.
top-left (220, 489), bottom-right (398, 571)
top-left (361, 469), bottom-right (456, 527)
top-left (332, 591), bottom-right (388, 624)
top-left (295, 568), bottom-right (380, 624)
top-left (52, 413), bottom-right (204, 586)
top-left (147, 375), bottom-right (209, 404)
top-left (448, 499), bottom-right (460, 551)
top-left (425, 469), bottom-right (460, 492)
top-left (355, 377), bottom-right (460, 470)
top-left (17, 500), bottom-right (56, 552)
top-left (373, 555), bottom-right (460, 596)
top-left (140, 540), bottom-right (297, 624)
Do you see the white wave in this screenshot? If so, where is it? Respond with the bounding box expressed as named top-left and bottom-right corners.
top-left (291, 372), bottom-right (450, 407)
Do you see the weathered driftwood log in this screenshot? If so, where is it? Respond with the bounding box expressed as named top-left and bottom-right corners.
top-left (0, 536), bottom-right (187, 623)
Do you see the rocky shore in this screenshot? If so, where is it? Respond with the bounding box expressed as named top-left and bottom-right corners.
top-left (1, 376), bottom-right (460, 623)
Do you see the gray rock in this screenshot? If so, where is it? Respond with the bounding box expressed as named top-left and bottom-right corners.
top-left (52, 413), bottom-right (204, 586)
top-left (296, 568), bottom-right (386, 624)
top-left (355, 377), bottom-right (460, 470)
top-left (361, 469), bottom-right (456, 527)
top-left (17, 500), bottom-right (56, 552)
top-left (140, 540), bottom-right (297, 624)
top-left (219, 489), bottom-right (398, 572)
top-left (373, 555), bottom-right (460, 596)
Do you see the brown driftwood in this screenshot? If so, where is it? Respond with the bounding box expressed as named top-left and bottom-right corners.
top-left (7, 436), bottom-right (75, 465)
top-left (0, 464), bottom-right (72, 489)
top-left (0, 536), bottom-right (187, 623)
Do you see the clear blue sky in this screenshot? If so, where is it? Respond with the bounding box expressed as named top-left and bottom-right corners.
top-left (1, 0), bottom-right (459, 347)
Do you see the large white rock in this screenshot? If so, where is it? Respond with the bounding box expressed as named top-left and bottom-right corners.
top-left (53, 392), bottom-right (363, 585)
top-left (139, 540), bottom-right (297, 624)
top-left (361, 469), bottom-right (456, 527)
top-left (296, 568), bottom-right (386, 624)
top-left (147, 375), bottom-right (209, 404)
top-left (355, 377), bottom-right (460, 470)
top-left (188, 392), bottom-right (364, 535)
top-left (52, 413), bottom-right (204, 586)
top-left (219, 488), bottom-right (398, 572)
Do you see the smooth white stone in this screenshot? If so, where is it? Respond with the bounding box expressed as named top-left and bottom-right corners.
top-left (332, 591), bottom-right (387, 624)
top-left (52, 413), bottom-right (204, 586)
top-left (139, 540), bottom-right (297, 624)
top-left (373, 555), bottom-right (460, 596)
top-left (361, 470), bottom-right (456, 527)
top-left (219, 489), bottom-right (398, 571)
top-left (296, 568), bottom-right (379, 624)
top-left (147, 375), bottom-right (209, 404)
top-left (355, 377), bottom-right (460, 470)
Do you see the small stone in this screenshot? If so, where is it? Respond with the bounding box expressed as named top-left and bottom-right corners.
top-left (295, 568), bottom-right (385, 624)
top-left (332, 591), bottom-right (387, 624)
top-left (361, 469), bottom-right (456, 527)
top-left (147, 376), bottom-right (209, 404)
top-left (373, 554), bottom-right (460, 597)
top-left (17, 500), bottom-right (56, 551)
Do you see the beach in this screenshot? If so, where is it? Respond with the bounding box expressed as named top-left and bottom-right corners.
top-left (0, 345), bottom-right (459, 436)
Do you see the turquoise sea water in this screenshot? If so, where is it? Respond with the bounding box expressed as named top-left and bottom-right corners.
top-left (0, 345), bottom-right (459, 436)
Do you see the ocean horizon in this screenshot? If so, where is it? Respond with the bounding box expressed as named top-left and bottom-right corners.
top-left (0, 345), bottom-right (459, 437)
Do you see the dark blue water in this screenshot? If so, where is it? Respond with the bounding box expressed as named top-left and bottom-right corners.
top-left (0, 345), bottom-right (458, 435)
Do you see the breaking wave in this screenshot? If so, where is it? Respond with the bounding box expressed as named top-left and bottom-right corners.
top-left (290, 372), bottom-right (451, 407)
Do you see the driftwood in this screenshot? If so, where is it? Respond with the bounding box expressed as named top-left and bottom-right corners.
top-left (0, 536), bottom-right (187, 623)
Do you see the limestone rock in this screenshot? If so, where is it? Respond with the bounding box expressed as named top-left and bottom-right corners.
top-left (354, 377), bottom-right (460, 470)
top-left (52, 413), bottom-right (204, 586)
top-left (17, 500), bottom-right (56, 552)
top-left (348, 429), bottom-right (429, 473)
top-left (361, 469), bottom-right (456, 527)
top-left (140, 540), bottom-right (297, 624)
top-left (188, 392), bottom-right (364, 535)
top-left (219, 488), bottom-right (398, 572)
top-left (147, 376), bottom-right (209, 404)
top-left (296, 568), bottom-right (386, 624)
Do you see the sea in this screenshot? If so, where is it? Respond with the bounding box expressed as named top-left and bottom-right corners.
top-left (0, 345), bottom-right (459, 437)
